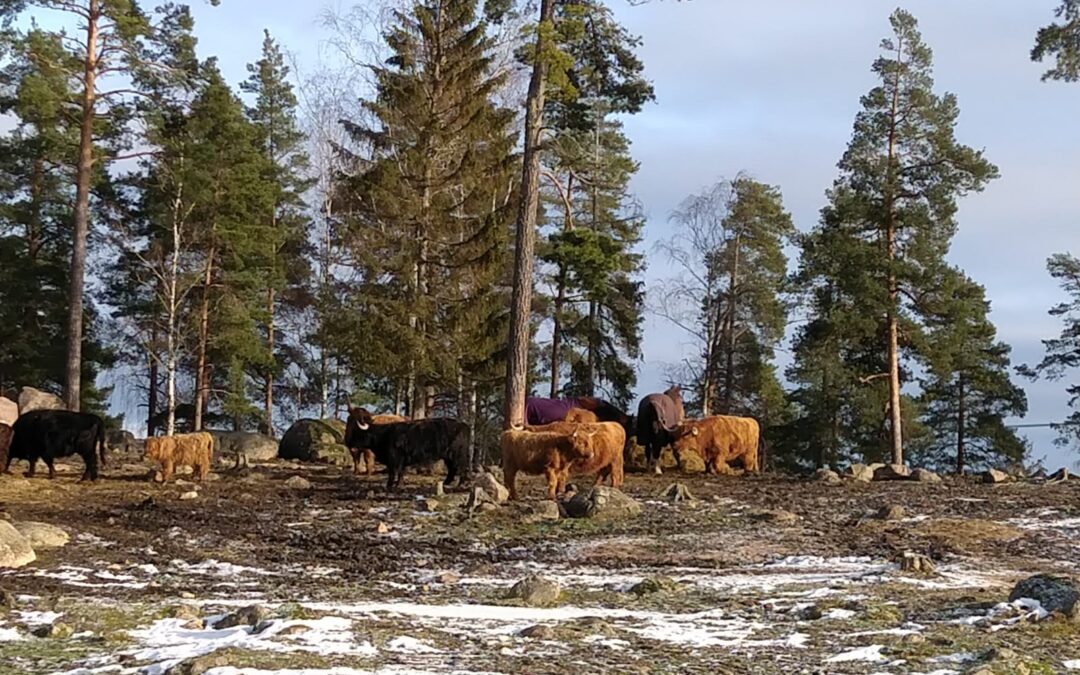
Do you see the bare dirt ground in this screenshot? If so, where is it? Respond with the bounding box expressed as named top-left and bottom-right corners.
top-left (0, 454), bottom-right (1078, 675)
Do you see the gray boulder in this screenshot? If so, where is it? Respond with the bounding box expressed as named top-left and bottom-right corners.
top-left (982, 468), bottom-right (1011, 484)
top-left (0, 397), bottom-right (16, 425)
top-left (283, 475), bottom-right (312, 490)
top-left (846, 463), bottom-right (875, 482)
top-left (813, 468), bottom-right (842, 484)
top-left (508, 575), bottom-right (561, 607)
top-left (278, 419), bottom-right (349, 465)
top-left (1008, 574), bottom-right (1079, 622)
top-left (630, 576), bottom-right (681, 596)
top-left (211, 604), bottom-right (271, 630)
top-left (564, 486), bottom-right (641, 520)
top-left (0, 522), bottom-right (35, 568)
top-left (473, 472), bottom-right (510, 504)
top-left (210, 431), bottom-right (278, 464)
top-left (13, 522), bottom-right (68, 550)
top-left (874, 463), bottom-right (911, 481)
top-left (515, 500), bottom-right (561, 524)
top-left (910, 468), bottom-right (942, 483)
top-left (17, 386), bottom-right (64, 414)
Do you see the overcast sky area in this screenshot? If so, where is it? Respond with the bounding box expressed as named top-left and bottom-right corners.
top-left (20, 1), bottom-right (1080, 468)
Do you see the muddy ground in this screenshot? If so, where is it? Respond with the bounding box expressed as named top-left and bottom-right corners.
top-left (0, 454), bottom-right (1078, 675)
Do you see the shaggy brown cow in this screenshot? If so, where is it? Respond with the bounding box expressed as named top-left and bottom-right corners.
top-left (671, 415), bottom-right (760, 475)
top-left (501, 428), bottom-right (596, 500)
top-left (347, 410), bottom-right (408, 476)
top-left (530, 421), bottom-right (625, 491)
top-left (563, 408), bottom-right (599, 424)
top-left (144, 432), bottom-right (214, 482)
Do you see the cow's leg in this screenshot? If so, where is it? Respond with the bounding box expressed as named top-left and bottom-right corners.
top-left (80, 455), bottom-right (98, 482)
top-left (504, 466), bottom-right (519, 501)
top-left (544, 468), bottom-right (560, 501)
top-left (162, 459), bottom-right (174, 483)
top-left (442, 458), bottom-right (458, 492)
top-left (25, 457), bottom-right (37, 478)
top-left (364, 449), bottom-right (375, 477)
top-left (712, 458), bottom-right (733, 475)
top-left (47, 458), bottom-right (58, 480)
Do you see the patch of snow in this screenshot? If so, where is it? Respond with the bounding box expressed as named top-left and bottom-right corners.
top-left (848, 622), bottom-right (925, 638)
top-left (826, 644), bottom-right (886, 663)
top-left (169, 559), bottom-right (277, 578)
top-left (582, 634), bottom-right (630, 650)
top-left (73, 533), bottom-right (115, 547)
top-left (1063, 660), bottom-right (1080, 670)
top-left (823, 608), bottom-right (856, 620)
top-left (931, 652), bottom-right (979, 664)
top-left (17, 610), bottom-right (63, 626)
top-left (386, 635), bottom-right (441, 653)
top-left (0, 626), bottom-right (24, 641)
top-left (204, 669), bottom-right (504, 675)
top-left (952, 598), bottom-right (1048, 630)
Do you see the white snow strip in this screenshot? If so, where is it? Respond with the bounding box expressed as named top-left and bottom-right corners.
top-left (169, 559), bottom-right (278, 578)
top-left (17, 610), bottom-right (63, 626)
top-left (1063, 660), bottom-right (1080, 670)
top-left (823, 608), bottom-right (856, 620)
top-left (0, 626), bottom-right (24, 641)
top-left (582, 635), bottom-right (631, 650)
top-left (204, 668), bottom-right (505, 675)
top-left (826, 644), bottom-right (886, 663)
top-left (386, 636), bottom-right (441, 654)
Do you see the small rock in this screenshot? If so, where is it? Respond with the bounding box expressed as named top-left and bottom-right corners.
top-left (986, 647), bottom-right (1018, 661)
top-left (418, 498), bottom-right (442, 513)
top-left (1008, 574), bottom-right (1079, 621)
top-left (508, 575), bottom-right (561, 607)
top-left (564, 487), bottom-right (641, 520)
top-left (0, 521), bottom-right (35, 568)
top-left (164, 604), bottom-right (201, 623)
top-left (13, 522), bottom-right (69, 550)
top-left (796, 604), bottom-right (823, 621)
top-left (277, 624), bottom-right (311, 637)
top-left (982, 468), bottom-right (1011, 484)
top-left (376, 521), bottom-right (390, 535)
top-left (175, 479), bottom-right (195, 488)
top-left (473, 472), bottom-right (510, 504)
top-left (873, 463), bottom-right (911, 481)
top-left (845, 463), bottom-right (874, 482)
top-left (812, 468), bottom-right (842, 484)
top-left (211, 604), bottom-right (270, 630)
top-left (434, 481), bottom-right (445, 497)
top-left (284, 475), bottom-right (312, 490)
top-left (874, 504), bottom-right (906, 521)
top-left (898, 551), bottom-right (936, 575)
top-left (178, 491), bottom-right (199, 501)
top-left (630, 576), bottom-right (681, 596)
top-left (658, 483), bottom-right (697, 503)
top-left (437, 571), bottom-right (461, 585)
top-left (748, 509), bottom-right (799, 524)
top-left (516, 500), bottom-right (561, 524)
top-left (910, 468), bottom-right (942, 483)
top-left (204, 473), bottom-right (221, 482)
top-left (519, 624), bottom-right (556, 639)
top-left (178, 591), bottom-right (196, 600)
top-left (166, 654), bottom-right (231, 675)
top-left (32, 621), bottom-right (73, 639)
top-left (902, 633), bottom-right (926, 645)
top-left (464, 486), bottom-right (497, 513)
top-left (1, 587), bottom-right (17, 610)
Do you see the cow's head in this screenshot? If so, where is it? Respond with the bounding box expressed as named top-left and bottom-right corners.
top-left (142, 436), bottom-right (164, 461)
top-left (345, 408), bottom-right (375, 446)
top-left (670, 423), bottom-right (702, 454)
top-left (567, 429), bottom-right (597, 462)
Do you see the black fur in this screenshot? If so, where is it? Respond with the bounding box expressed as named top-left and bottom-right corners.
top-left (345, 408), bottom-right (470, 491)
top-left (6, 410), bottom-right (106, 481)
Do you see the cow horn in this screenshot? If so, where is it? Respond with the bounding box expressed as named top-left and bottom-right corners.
top-left (357, 422), bottom-right (370, 430)
top-left (691, 426), bottom-right (699, 436)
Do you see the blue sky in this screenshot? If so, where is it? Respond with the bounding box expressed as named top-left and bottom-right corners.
top-left (23, 1), bottom-right (1080, 467)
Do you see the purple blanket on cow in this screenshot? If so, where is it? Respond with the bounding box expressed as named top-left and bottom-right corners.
top-left (525, 397), bottom-right (579, 425)
top-left (640, 393), bottom-right (681, 433)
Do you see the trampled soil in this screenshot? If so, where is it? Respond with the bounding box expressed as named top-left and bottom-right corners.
top-left (0, 455), bottom-right (1078, 674)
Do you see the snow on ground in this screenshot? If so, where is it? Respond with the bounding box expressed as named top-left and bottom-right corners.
top-left (825, 644), bottom-right (886, 663)
top-left (950, 598), bottom-right (1049, 631)
top-left (0, 626), bottom-right (23, 641)
top-left (1064, 660), bottom-right (1080, 670)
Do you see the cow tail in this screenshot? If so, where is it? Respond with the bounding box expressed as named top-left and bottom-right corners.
top-left (98, 423), bottom-right (107, 467)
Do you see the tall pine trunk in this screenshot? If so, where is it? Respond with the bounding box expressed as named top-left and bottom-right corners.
top-left (549, 173), bottom-right (573, 399)
top-left (194, 244), bottom-right (215, 431)
top-left (65, 0), bottom-right (100, 411)
top-left (956, 375), bottom-right (966, 474)
top-left (885, 35), bottom-right (905, 467)
top-left (147, 323), bottom-right (158, 436)
top-left (721, 232), bottom-right (742, 413)
top-left (264, 286), bottom-right (275, 433)
top-left (505, 0), bottom-right (556, 429)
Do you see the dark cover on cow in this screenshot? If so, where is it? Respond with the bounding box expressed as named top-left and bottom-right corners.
top-left (525, 397), bottom-right (579, 426)
top-left (639, 393), bottom-right (680, 433)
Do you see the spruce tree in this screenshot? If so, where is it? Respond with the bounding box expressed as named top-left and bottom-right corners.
top-left (1033, 1), bottom-right (1080, 81)
top-left (916, 269), bottom-right (1028, 473)
top-left (539, 0), bottom-right (652, 408)
top-left (241, 30), bottom-right (312, 433)
top-left (818, 9), bottom-right (997, 466)
top-left (332, 0), bottom-right (517, 419)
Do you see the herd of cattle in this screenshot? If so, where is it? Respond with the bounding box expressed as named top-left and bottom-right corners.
top-left (0, 387), bottom-right (761, 500)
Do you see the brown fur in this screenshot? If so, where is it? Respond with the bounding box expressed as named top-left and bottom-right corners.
top-left (144, 432), bottom-right (214, 482)
top-left (563, 408), bottom-right (599, 424)
top-left (530, 421), bottom-right (625, 490)
top-left (348, 411), bottom-right (408, 476)
top-left (671, 415), bottom-right (760, 475)
top-left (0, 423), bottom-right (12, 468)
top-left (501, 428), bottom-right (596, 500)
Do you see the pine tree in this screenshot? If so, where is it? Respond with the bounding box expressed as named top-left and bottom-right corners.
top-left (0, 0), bottom-right (216, 410)
top-left (331, 0), bottom-right (517, 420)
top-left (915, 269), bottom-right (1028, 473)
top-left (818, 9), bottom-right (997, 465)
top-left (0, 28), bottom-right (114, 407)
top-left (1020, 254), bottom-right (1080, 449)
top-left (241, 30), bottom-right (311, 433)
top-left (539, 0), bottom-right (652, 408)
top-left (1033, 1), bottom-right (1080, 82)
top-left (660, 176), bottom-right (793, 422)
